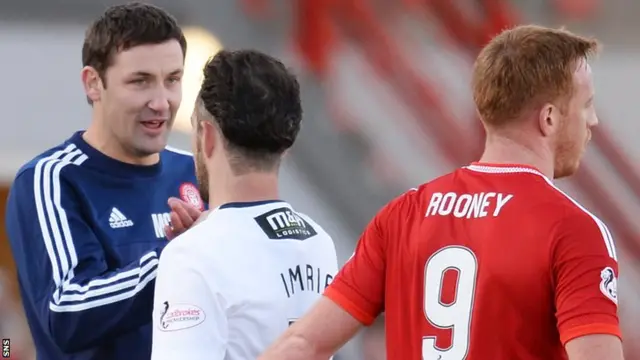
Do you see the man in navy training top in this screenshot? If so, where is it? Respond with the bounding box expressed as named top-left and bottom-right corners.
top-left (5, 3), bottom-right (203, 359)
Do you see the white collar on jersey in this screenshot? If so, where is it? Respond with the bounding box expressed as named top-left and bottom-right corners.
top-left (464, 163), bottom-right (548, 180)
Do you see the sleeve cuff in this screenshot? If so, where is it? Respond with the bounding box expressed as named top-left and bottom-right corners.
top-left (324, 287), bottom-right (376, 326)
top-left (560, 323), bottom-right (622, 345)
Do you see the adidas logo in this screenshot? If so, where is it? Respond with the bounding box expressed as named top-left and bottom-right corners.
top-left (109, 207), bottom-right (134, 229)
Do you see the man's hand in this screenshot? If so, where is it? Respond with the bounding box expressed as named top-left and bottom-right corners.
top-left (164, 197), bottom-right (202, 240)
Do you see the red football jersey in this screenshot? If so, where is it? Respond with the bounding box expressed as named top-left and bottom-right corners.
top-left (325, 163), bottom-right (621, 360)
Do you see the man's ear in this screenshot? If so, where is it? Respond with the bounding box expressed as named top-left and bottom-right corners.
top-left (81, 66), bottom-right (102, 103)
top-left (201, 122), bottom-right (217, 159)
top-left (538, 103), bottom-right (560, 137)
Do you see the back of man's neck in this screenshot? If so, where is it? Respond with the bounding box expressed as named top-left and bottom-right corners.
top-left (208, 174), bottom-right (280, 210)
top-left (479, 135), bottom-right (554, 179)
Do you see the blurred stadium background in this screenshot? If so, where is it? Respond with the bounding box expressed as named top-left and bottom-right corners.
top-left (0, 0), bottom-right (639, 358)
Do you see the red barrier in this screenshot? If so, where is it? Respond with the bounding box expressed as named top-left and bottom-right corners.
top-left (421, 0), bottom-right (640, 258)
top-left (243, 0), bottom-right (640, 257)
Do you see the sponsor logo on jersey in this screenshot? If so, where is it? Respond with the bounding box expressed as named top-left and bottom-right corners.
top-left (109, 207), bottom-right (134, 229)
top-left (179, 183), bottom-right (204, 211)
top-left (157, 301), bottom-right (206, 332)
top-left (254, 207), bottom-right (317, 240)
top-left (599, 266), bottom-right (618, 305)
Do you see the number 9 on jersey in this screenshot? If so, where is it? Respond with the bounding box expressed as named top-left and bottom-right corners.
top-left (422, 246), bottom-right (478, 360)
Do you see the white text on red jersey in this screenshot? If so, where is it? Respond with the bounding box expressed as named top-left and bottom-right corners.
top-left (425, 192), bottom-right (514, 219)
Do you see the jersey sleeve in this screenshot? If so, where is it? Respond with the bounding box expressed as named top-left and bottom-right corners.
top-left (151, 241), bottom-right (227, 360)
top-left (323, 195), bottom-right (408, 326)
top-left (551, 213), bottom-right (621, 345)
top-left (5, 166), bottom-right (166, 353)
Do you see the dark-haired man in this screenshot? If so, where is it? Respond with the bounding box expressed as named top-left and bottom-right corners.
top-left (151, 50), bottom-right (338, 360)
top-left (6, 3), bottom-right (202, 359)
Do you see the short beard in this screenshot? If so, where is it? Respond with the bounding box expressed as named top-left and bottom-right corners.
top-left (194, 140), bottom-right (210, 204)
top-left (552, 116), bottom-right (581, 179)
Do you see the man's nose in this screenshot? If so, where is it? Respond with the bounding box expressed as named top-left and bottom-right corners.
top-left (148, 89), bottom-right (171, 113)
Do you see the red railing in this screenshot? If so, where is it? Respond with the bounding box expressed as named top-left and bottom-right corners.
top-left (242, 0), bottom-right (640, 355)
top-left (424, 0), bottom-right (640, 257)
top-left (242, 0), bottom-right (640, 256)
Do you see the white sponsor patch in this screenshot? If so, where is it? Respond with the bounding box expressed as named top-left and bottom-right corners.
top-left (599, 267), bottom-right (618, 305)
top-left (157, 301), bottom-right (206, 332)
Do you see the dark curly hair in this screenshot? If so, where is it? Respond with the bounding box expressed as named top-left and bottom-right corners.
top-left (82, 2), bottom-right (187, 88)
top-left (197, 49), bottom-right (303, 173)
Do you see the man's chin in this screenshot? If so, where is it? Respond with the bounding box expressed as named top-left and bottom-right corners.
top-left (131, 140), bottom-right (168, 158)
top-left (144, 142), bottom-right (168, 155)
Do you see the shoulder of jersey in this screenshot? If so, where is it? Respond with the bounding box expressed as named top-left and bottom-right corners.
top-left (161, 146), bottom-right (195, 171)
top-left (164, 145), bottom-right (193, 156)
top-left (530, 178), bottom-right (603, 218)
top-left (164, 216), bottom-right (217, 254)
top-left (14, 141), bottom-right (80, 180)
top-left (395, 172), bottom-right (473, 207)
top-left (159, 229), bottom-right (208, 272)
top-left (383, 185), bottom-right (423, 213)
top-left (401, 171), bottom-right (453, 200)
top-left (163, 146), bottom-right (193, 159)
top-left (295, 210), bottom-right (330, 237)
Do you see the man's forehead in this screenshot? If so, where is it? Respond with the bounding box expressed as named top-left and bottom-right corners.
top-left (573, 59), bottom-right (593, 87)
top-left (574, 57), bottom-right (591, 74)
top-left (111, 41), bottom-right (184, 74)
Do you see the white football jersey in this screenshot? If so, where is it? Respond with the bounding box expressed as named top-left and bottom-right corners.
top-left (151, 200), bottom-right (338, 360)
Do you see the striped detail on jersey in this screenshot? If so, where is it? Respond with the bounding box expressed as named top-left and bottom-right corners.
top-left (465, 164), bottom-right (617, 260)
top-left (33, 144), bottom-right (159, 312)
